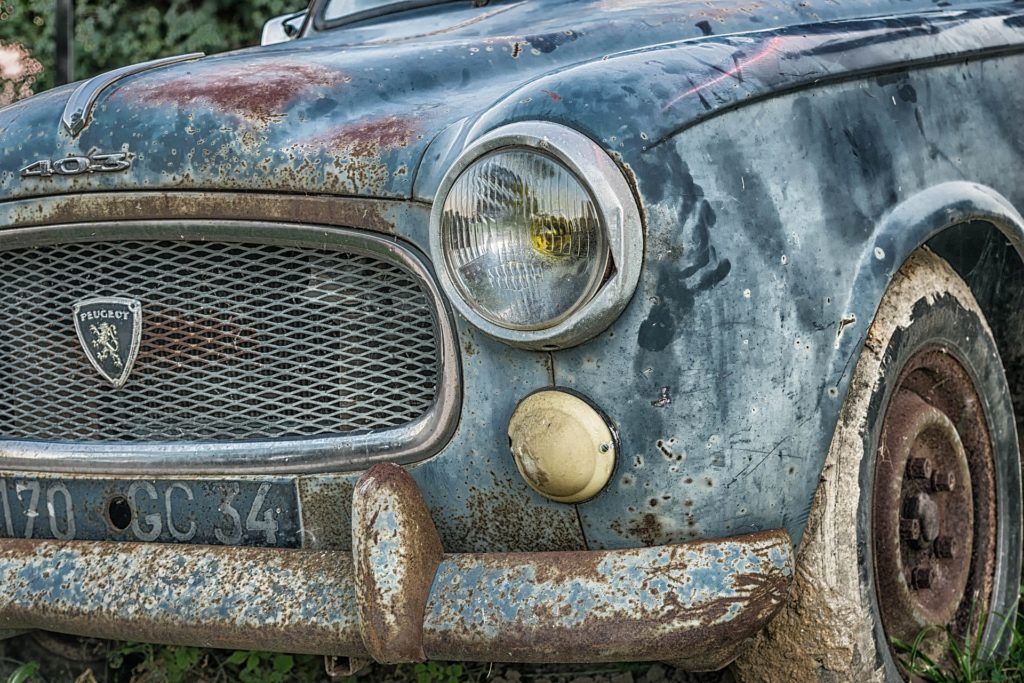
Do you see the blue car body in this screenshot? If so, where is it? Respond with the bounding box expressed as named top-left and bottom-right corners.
top-left (1, 0), bottom-right (1023, 671)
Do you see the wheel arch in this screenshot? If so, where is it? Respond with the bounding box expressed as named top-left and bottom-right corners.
top-left (835, 181), bottom-right (1024, 457)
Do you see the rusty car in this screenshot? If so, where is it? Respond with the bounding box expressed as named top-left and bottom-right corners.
top-left (1, 0), bottom-right (1024, 680)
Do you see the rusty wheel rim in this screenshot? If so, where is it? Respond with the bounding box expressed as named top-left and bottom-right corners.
top-left (873, 348), bottom-right (997, 660)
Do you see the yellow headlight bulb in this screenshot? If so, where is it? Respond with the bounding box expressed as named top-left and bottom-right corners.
top-left (530, 214), bottom-right (575, 258)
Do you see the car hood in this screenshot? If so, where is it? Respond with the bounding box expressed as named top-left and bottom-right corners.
top-left (0, 0), bottom-right (970, 202)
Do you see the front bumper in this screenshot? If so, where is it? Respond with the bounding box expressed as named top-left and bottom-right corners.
top-left (0, 464), bottom-right (793, 671)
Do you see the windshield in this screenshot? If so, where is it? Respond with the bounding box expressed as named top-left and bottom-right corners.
top-left (321, 0), bottom-right (456, 25)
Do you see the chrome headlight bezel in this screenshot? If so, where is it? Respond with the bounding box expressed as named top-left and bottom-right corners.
top-left (429, 121), bottom-right (644, 350)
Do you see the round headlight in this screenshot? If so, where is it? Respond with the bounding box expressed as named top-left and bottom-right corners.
top-left (430, 122), bottom-right (644, 349)
top-left (439, 150), bottom-right (609, 330)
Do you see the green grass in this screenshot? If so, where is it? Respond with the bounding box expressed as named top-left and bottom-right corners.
top-left (1, 645), bottom-right (329, 683)
top-left (108, 645), bottom-right (325, 683)
top-left (0, 647), bottom-right (658, 683)
top-left (893, 588), bottom-right (1024, 682)
top-left (4, 596), bottom-right (1023, 683)
top-left (4, 661), bottom-right (40, 683)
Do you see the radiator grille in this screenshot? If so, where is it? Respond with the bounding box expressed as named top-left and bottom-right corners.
top-left (0, 239), bottom-right (440, 441)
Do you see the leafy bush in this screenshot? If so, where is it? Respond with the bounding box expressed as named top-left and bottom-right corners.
top-left (0, 0), bottom-right (303, 94)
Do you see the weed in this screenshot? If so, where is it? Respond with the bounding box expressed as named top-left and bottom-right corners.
top-left (211, 650), bottom-right (325, 682)
top-left (107, 643), bottom-right (325, 683)
top-left (108, 643), bottom-right (205, 683)
top-left (893, 590), bottom-right (1024, 682)
top-left (410, 662), bottom-right (466, 683)
top-left (5, 661), bottom-right (40, 683)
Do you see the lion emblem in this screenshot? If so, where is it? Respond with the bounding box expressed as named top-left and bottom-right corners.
top-left (89, 322), bottom-right (123, 369)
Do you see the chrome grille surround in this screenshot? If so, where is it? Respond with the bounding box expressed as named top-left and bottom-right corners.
top-left (0, 221), bottom-right (460, 474)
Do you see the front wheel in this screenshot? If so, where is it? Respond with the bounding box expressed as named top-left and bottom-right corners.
top-left (734, 249), bottom-right (1022, 682)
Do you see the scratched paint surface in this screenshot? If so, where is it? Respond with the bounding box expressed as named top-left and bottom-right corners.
top-left (0, 540), bottom-right (367, 654)
top-left (0, 1), bottom-right (1010, 204)
top-left (427, 540), bottom-right (790, 632)
top-left (0, 0), bottom-right (1022, 559)
top-left (562, 53), bottom-right (1024, 550)
top-left (0, 447), bottom-right (791, 665)
top-left (422, 530), bottom-right (792, 666)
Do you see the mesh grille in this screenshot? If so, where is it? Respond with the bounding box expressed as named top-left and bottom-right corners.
top-left (0, 239), bottom-right (440, 441)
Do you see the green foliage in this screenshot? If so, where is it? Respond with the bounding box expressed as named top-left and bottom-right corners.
top-left (893, 591), bottom-right (1024, 682)
top-left (108, 642), bottom-right (205, 683)
top-left (106, 642), bottom-right (325, 683)
top-left (0, 0), bottom-right (305, 94)
top-left (4, 661), bottom-right (40, 683)
top-left (223, 650), bottom-right (322, 683)
top-left (410, 662), bottom-right (467, 683)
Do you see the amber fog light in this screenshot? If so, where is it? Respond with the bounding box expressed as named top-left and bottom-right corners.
top-left (507, 390), bottom-right (616, 503)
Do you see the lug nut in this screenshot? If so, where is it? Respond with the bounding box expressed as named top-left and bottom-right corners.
top-left (911, 566), bottom-right (934, 590)
top-left (934, 536), bottom-right (956, 559)
top-left (932, 470), bottom-right (955, 492)
top-left (900, 518), bottom-right (921, 542)
top-left (907, 457), bottom-right (933, 479)
top-left (903, 495), bottom-right (922, 517)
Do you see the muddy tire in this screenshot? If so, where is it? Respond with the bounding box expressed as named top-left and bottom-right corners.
top-left (732, 249), bottom-right (1022, 682)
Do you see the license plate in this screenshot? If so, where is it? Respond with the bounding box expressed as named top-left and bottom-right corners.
top-left (0, 475), bottom-right (301, 548)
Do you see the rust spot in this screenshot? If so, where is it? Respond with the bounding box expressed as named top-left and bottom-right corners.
top-left (438, 476), bottom-right (585, 553)
top-left (625, 513), bottom-right (663, 546)
top-left (297, 477), bottom-right (356, 551)
top-left (656, 438), bottom-right (678, 460)
top-left (316, 116), bottom-right (419, 156)
top-left (3, 192), bottom-right (397, 235)
top-left (544, 90), bottom-right (562, 103)
top-left (424, 530), bottom-right (791, 669)
top-left (651, 386), bottom-right (672, 408)
top-left (836, 313), bottom-right (857, 345)
top-left (353, 463), bottom-right (442, 663)
top-left (117, 62), bottom-right (351, 125)
top-left (139, 307), bottom-right (261, 368)
top-left (0, 538), bottom-right (368, 656)
top-left (282, 116), bottom-right (421, 193)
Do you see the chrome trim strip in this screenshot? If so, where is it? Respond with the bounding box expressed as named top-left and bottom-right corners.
top-left (429, 121), bottom-right (645, 350)
top-left (62, 53), bottom-right (205, 137)
top-left (0, 220), bottom-right (461, 475)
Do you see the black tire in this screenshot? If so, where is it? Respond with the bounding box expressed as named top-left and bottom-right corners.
top-left (734, 249), bottom-right (1022, 682)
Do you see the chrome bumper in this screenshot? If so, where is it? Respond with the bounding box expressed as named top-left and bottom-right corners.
top-left (0, 464), bottom-right (793, 671)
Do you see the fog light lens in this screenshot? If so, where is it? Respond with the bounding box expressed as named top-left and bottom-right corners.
top-left (507, 390), bottom-right (616, 504)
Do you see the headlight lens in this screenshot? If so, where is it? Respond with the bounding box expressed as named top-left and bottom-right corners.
top-left (439, 149), bottom-right (609, 330)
